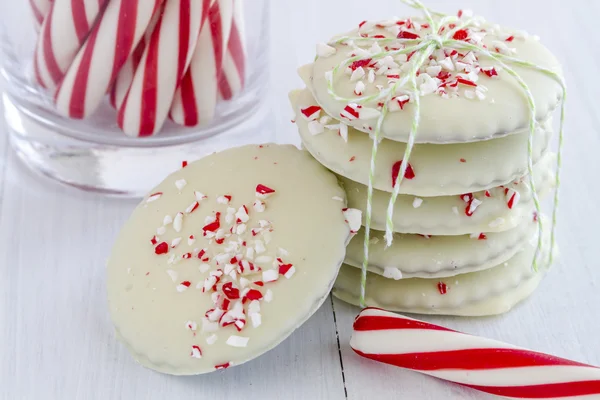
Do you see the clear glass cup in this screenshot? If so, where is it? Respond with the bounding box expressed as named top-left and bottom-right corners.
top-left (0, 0), bottom-right (272, 197)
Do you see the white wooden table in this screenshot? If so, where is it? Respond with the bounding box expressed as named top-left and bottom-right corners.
top-left (2, 1), bottom-right (600, 399)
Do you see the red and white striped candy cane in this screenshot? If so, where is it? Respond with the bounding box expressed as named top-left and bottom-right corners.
top-left (54, 0), bottom-right (164, 119)
top-left (33, 0), bottom-right (108, 90)
top-left (351, 308), bottom-right (600, 399)
top-left (170, 0), bottom-right (233, 127)
top-left (117, 0), bottom-right (206, 137)
top-left (218, 0), bottom-right (246, 100)
top-left (29, 0), bottom-right (53, 30)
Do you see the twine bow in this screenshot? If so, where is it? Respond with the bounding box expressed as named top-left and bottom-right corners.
top-left (325, 0), bottom-right (566, 307)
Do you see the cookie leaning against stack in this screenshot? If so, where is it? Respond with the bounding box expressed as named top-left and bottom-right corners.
top-left (290, 11), bottom-right (563, 316)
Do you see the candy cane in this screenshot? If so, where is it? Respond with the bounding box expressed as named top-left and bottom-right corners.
top-left (170, 0), bottom-right (233, 127)
top-left (29, 0), bottom-right (53, 29)
top-left (218, 0), bottom-right (246, 100)
top-left (117, 0), bottom-right (205, 136)
top-left (351, 308), bottom-right (600, 399)
top-left (33, 0), bottom-right (107, 90)
top-left (54, 0), bottom-right (164, 119)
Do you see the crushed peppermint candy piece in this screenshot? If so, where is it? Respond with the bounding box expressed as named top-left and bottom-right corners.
top-left (308, 120), bottom-right (325, 135)
top-left (256, 184), bottom-right (275, 198)
top-left (300, 105), bottom-right (321, 121)
top-left (262, 269), bottom-right (278, 283)
top-left (412, 197), bottom-right (423, 208)
top-left (206, 334), bottom-right (218, 345)
top-left (177, 281), bottom-right (192, 292)
top-left (226, 335), bottom-right (249, 348)
top-left (279, 263), bottom-right (296, 279)
top-left (505, 188), bottom-right (521, 209)
top-left (217, 195), bottom-right (232, 204)
top-left (264, 289), bottom-right (273, 302)
top-left (342, 208), bottom-right (362, 234)
top-left (157, 226), bottom-right (166, 236)
top-left (154, 242), bottom-right (169, 255)
top-left (171, 237), bottom-right (182, 248)
top-left (175, 179), bottom-right (187, 191)
top-left (190, 345), bottom-right (202, 358)
top-left (253, 200), bottom-right (266, 212)
top-left (465, 198), bottom-right (483, 216)
top-left (167, 269), bottom-right (178, 282)
top-left (146, 192), bottom-right (163, 203)
top-left (383, 267), bottom-right (403, 280)
top-left (391, 160), bottom-right (415, 184)
top-left (340, 103), bottom-right (360, 120)
top-left (163, 215), bottom-right (173, 225)
top-left (186, 320), bottom-right (197, 331)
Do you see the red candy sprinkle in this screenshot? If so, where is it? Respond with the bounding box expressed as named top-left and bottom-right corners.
top-left (397, 30), bottom-right (419, 39)
top-left (256, 184), bottom-right (275, 195)
top-left (150, 236), bottom-right (158, 245)
top-left (154, 242), bottom-right (169, 255)
top-left (456, 77), bottom-right (477, 87)
top-left (485, 190), bottom-right (492, 197)
top-left (358, 20), bottom-right (367, 28)
top-left (300, 105), bottom-right (321, 119)
top-left (438, 282), bottom-right (448, 295)
top-left (349, 156), bottom-right (356, 162)
top-left (253, 281), bottom-right (264, 287)
top-left (505, 35), bottom-right (515, 42)
top-left (478, 233), bottom-right (487, 240)
top-left (533, 212), bottom-right (538, 222)
top-left (279, 263), bottom-right (294, 276)
top-left (215, 363), bottom-right (230, 370)
top-left (181, 281), bottom-right (191, 288)
top-left (202, 212), bottom-right (221, 233)
top-left (182, 253), bottom-right (192, 259)
top-left (391, 160), bottom-right (415, 185)
top-left (182, 160), bottom-right (188, 168)
top-left (437, 71), bottom-right (451, 80)
top-left (459, 158), bottom-right (466, 163)
top-left (245, 289), bottom-right (263, 301)
top-left (350, 58), bottom-right (372, 71)
top-left (452, 29), bottom-right (468, 40)
top-left (483, 67), bottom-right (498, 78)
top-left (222, 282), bottom-right (240, 300)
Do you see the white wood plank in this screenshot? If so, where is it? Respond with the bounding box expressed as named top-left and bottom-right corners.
top-left (0, 152), bottom-right (346, 399)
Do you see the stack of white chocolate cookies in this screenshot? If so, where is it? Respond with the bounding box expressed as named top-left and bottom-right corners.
top-left (290, 13), bottom-right (562, 316)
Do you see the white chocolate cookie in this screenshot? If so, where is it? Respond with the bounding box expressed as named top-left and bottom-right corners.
top-left (343, 152), bottom-right (555, 235)
top-left (345, 217), bottom-right (535, 279)
top-left (107, 144), bottom-right (355, 375)
top-left (291, 89), bottom-right (552, 196)
top-left (333, 225), bottom-right (551, 316)
top-left (305, 18), bottom-right (562, 143)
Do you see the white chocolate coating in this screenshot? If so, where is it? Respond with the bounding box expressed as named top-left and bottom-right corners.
top-left (345, 217), bottom-right (535, 279)
top-left (333, 224), bottom-right (550, 316)
top-left (343, 153), bottom-right (555, 235)
top-left (291, 89), bottom-right (552, 196)
top-left (306, 20), bottom-right (562, 144)
top-left (107, 144), bottom-right (352, 375)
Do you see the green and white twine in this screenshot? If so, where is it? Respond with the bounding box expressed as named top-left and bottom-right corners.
top-left (325, 0), bottom-right (567, 307)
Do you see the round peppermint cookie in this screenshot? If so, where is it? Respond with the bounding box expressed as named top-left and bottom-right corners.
top-left (107, 144), bottom-right (359, 375)
top-left (307, 17), bottom-right (563, 143)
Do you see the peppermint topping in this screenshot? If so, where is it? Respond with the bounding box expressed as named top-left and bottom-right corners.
top-left (391, 160), bottom-right (415, 185)
top-left (146, 192), bottom-right (163, 203)
top-left (342, 208), bottom-right (362, 235)
top-left (383, 267), bottom-right (403, 280)
top-left (175, 179), bottom-right (187, 191)
top-left (437, 282), bottom-right (448, 295)
top-left (190, 345), bottom-right (202, 358)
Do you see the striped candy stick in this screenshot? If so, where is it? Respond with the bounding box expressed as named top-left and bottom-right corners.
top-left (218, 0), bottom-right (246, 100)
top-left (170, 0), bottom-right (233, 127)
top-left (33, 0), bottom-right (108, 90)
top-left (109, 6), bottom-right (163, 110)
top-left (29, 0), bottom-right (53, 30)
top-left (351, 308), bottom-right (600, 399)
top-left (117, 0), bottom-right (206, 137)
top-left (54, 0), bottom-right (164, 119)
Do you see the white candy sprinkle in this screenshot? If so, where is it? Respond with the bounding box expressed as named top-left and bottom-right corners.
top-left (217, 195), bottom-right (231, 204)
top-left (316, 42), bottom-right (336, 58)
top-left (239, 277), bottom-right (250, 288)
top-left (167, 254), bottom-right (176, 264)
top-left (425, 65), bottom-right (442, 77)
top-left (176, 282), bottom-right (190, 293)
top-left (245, 247), bottom-right (255, 260)
top-left (308, 120), bottom-right (325, 135)
top-left (250, 313), bottom-right (262, 328)
top-left (167, 270), bottom-right (178, 281)
top-left (412, 197), bottom-right (423, 208)
top-left (163, 215), bottom-right (173, 225)
top-left (319, 115), bottom-right (331, 125)
top-left (452, 206), bottom-right (459, 215)
top-left (383, 267), bottom-right (402, 281)
top-left (283, 266), bottom-right (296, 279)
top-left (339, 123), bottom-right (349, 143)
top-left (438, 57), bottom-right (454, 71)
top-left (175, 179), bottom-right (187, 191)
top-left (157, 226), bottom-right (166, 235)
top-left (190, 346), bottom-right (202, 358)
top-left (264, 289), bottom-right (273, 302)
top-left (368, 68), bottom-right (375, 83)
top-left (202, 317), bottom-right (219, 332)
top-left (206, 334), bottom-right (218, 345)
top-left (255, 255), bottom-right (273, 264)
top-left (262, 269), bottom-right (278, 283)
top-left (467, 198), bottom-right (482, 215)
top-left (236, 224), bottom-right (247, 235)
top-left (350, 66), bottom-right (366, 82)
top-left (343, 208), bottom-right (362, 233)
top-left (194, 191), bottom-right (207, 201)
top-left (332, 196), bottom-right (344, 202)
top-left (173, 212), bottom-right (183, 232)
top-left (186, 320), bottom-right (197, 331)
top-left (354, 81), bottom-right (365, 96)
top-left (199, 263), bottom-right (210, 273)
top-left (226, 335), bottom-right (249, 348)
top-left (470, 233), bottom-right (482, 239)
top-left (188, 236), bottom-right (196, 246)
top-left (171, 237), bottom-right (182, 248)
top-left (255, 240), bottom-right (266, 254)
top-left (248, 300), bottom-right (261, 314)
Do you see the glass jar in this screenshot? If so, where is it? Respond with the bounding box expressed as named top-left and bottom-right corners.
top-left (0, 0), bottom-right (272, 197)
